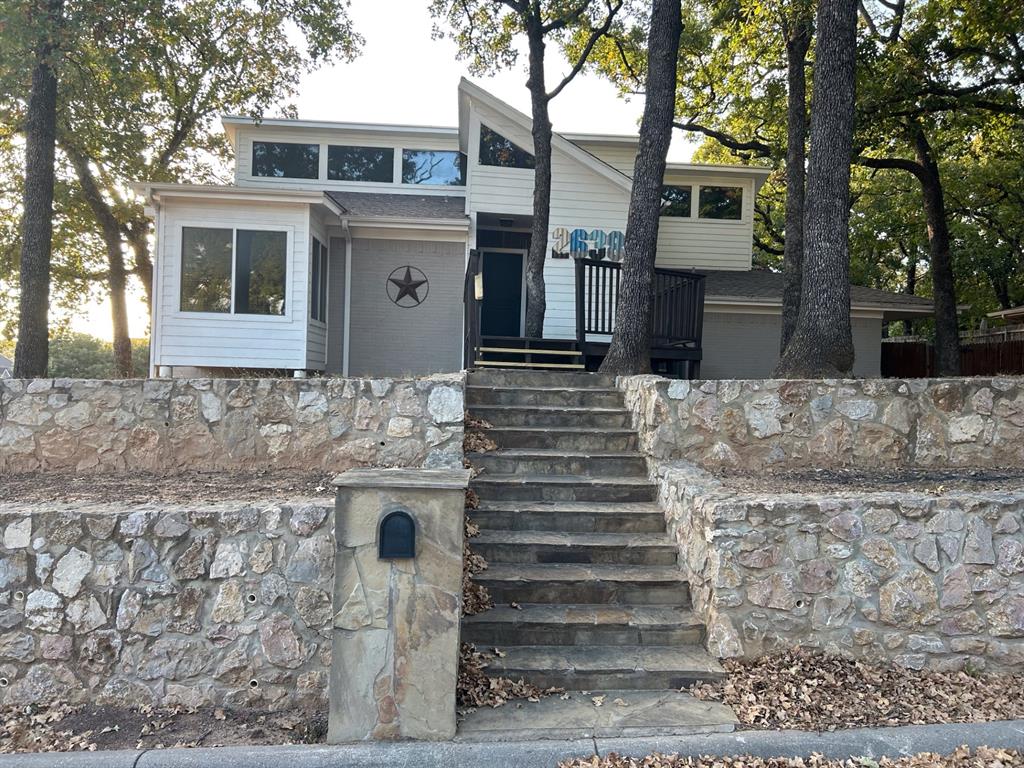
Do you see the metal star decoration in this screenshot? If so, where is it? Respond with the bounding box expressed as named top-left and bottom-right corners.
top-left (387, 266), bottom-right (429, 306)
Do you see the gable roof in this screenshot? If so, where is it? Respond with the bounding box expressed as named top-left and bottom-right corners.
top-left (701, 269), bottom-right (935, 319)
top-left (0, 353), bottom-right (11, 373)
top-left (457, 78), bottom-right (633, 192)
top-left (325, 192), bottom-right (467, 220)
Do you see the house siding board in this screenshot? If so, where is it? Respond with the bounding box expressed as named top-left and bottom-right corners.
top-left (347, 238), bottom-right (464, 377)
top-left (701, 311), bottom-right (882, 378)
top-left (154, 199), bottom-right (311, 370)
top-left (465, 99), bottom-right (759, 339)
top-left (572, 141), bottom-right (637, 175)
top-left (326, 236), bottom-right (347, 374)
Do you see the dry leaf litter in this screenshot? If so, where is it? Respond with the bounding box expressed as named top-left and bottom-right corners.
top-left (458, 643), bottom-right (564, 714)
top-left (560, 746), bottom-right (1024, 768)
top-left (690, 650), bottom-right (1024, 730)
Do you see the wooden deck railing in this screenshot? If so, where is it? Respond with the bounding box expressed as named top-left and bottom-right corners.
top-left (574, 257), bottom-right (705, 351)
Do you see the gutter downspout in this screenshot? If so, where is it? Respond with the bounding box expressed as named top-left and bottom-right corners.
top-left (342, 218), bottom-right (352, 377)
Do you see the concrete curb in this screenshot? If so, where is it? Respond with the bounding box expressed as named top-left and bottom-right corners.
top-left (2, 721), bottom-right (1023, 767)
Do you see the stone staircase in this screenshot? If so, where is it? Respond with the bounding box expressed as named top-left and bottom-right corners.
top-left (462, 369), bottom-right (726, 697)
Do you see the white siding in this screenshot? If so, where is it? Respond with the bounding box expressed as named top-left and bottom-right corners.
top-left (571, 141), bottom-right (637, 175)
top-left (153, 199), bottom-right (312, 370)
top-left (233, 125), bottom-right (464, 199)
top-left (657, 171), bottom-right (755, 272)
top-left (465, 99), bottom-right (759, 339)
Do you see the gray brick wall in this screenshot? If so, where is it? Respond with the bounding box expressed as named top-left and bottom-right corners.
top-left (347, 238), bottom-right (465, 376)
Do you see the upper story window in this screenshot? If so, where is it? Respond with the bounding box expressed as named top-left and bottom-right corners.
top-left (310, 237), bottom-right (328, 322)
top-left (660, 185), bottom-right (692, 217)
top-left (402, 149), bottom-right (466, 185)
top-left (180, 226), bottom-right (287, 315)
top-left (479, 125), bottom-right (535, 169)
top-left (252, 141), bottom-right (319, 179)
top-left (327, 145), bottom-right (394, 182)
top-left (698, 185), bottom-right (743, 220)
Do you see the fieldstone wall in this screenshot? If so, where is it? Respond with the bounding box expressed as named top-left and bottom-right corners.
top-left (0, 374), bottom-right (465, 474)
top-left (658, 462), bottom-right (1024, 672)
top-left (0, 500), bottom-right (337, 709)
top-left (619, 376), bottom-right (1024, 471)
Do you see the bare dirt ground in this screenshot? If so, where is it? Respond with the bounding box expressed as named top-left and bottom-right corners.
top-left (561, 746), bottom-right (1024, 767)
top-left (715, 466), bottom-right (1024, 495)
top-left (0, 470), bottom-right (335, 504)
top-left (0, 704), bottom-right (327, 753)
top-left (690, 650), bottom-right (1024, 731)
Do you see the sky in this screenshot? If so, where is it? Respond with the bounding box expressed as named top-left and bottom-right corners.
top-left (71, 0), bottom-right (697, 341)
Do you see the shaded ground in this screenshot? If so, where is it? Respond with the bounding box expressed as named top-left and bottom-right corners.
top-left (0, 704), bottom-right (327, 753)
top-left (715, 467), bottom-right (1024, 495)
top-left (560, 746), bottom-right (1024, 767)
top-left (0, 470), bottom-right (335, 504)
top-left (690, 650), bottom-right (1024, 731)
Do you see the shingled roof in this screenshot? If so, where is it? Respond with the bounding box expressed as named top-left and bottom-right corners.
top-left (700, 269), bottom-right (934, 318)
top-left (326, 191), bottom-right (467, 220)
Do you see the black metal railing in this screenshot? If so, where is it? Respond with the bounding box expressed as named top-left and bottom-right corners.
top-left (574, 257), bottom-right (705, 349)
top-left (463, 249), bottom-right (482, 366)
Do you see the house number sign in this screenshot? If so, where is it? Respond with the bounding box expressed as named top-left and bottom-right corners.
top-left (550, 227), bottom-right (626, 261)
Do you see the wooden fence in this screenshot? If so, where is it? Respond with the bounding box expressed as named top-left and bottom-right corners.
top-left (882, 338), bottom-right (1024, 377)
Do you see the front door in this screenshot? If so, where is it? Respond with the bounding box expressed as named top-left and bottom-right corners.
top-left (480, 250), bottom-right (525, 337)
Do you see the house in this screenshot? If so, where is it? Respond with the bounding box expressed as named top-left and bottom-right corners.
top-left (0, 354), bottom-right (11, 379)
top-left (135, 79), bottom-right (932, 380)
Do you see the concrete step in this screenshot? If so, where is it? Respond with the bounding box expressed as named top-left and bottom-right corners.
top-left (473, 530), bottom-right (677, 566)
top-left (468, 370), bottom-right (617, 389)
top-left (455, 688), bottom-right (737, 740)
top-left (468, 405), bottom-right (632, 429)
top-left (481, 426), bottom-right (638, 452)
top-left (468, 450), bottom-right (648, 477)
top-left (483, 645), bottom-right (726, 691)
top-left (471, 475), bottom-right (656, 503)
top-left (462, 604), bottom-right (703, 646)
top-left (475, 563), bottom-right (688, 605)
top-left (467, 385), bottom-right (624, 409)
top-left (470, 501), bottom-right (666, 534)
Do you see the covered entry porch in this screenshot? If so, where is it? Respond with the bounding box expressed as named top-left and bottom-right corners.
top-left (464, 247), bottom-right (706, 378)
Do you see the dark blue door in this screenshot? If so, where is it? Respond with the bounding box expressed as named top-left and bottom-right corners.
top-left (480, 251), bottom-right (523, 337)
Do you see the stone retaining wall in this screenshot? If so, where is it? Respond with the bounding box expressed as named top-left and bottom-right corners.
top-left (658, 462), bottom-right (1024, 671)
top-left (0, 375), bottom-right (464, 473)
top-left (0, 500), bottom-right (336, 709)
top-left (619, 376), bottom-right (1024, 471)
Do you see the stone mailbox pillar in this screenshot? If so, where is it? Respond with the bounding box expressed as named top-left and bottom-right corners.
top-left (328, 468), bottom-right (471, 742)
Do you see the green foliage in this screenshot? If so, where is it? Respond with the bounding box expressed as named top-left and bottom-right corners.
top-left (47, 333), bottom-right (149, 378)
top-left (0, 0), bottom-right (363, 348)
top-left (583, 0), bottom-right (1024, 329)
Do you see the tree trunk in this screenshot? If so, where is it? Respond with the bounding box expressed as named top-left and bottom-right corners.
top-left (774, 0), bottom-right (858, 378)
top-left (779, 17), bottom-right (811, 354)
top-left (14, 0), bottom-right (64, 379)
top-left (524, 17), bottom-right (551, 339)
top-left (599, 0), bottom-right (682, 375)
top-left (68, 150), bottom-right (133, 377)
top-left (912, 126), bottom-right (961, 375)
top-left (903, 253), bottom-right (918, 336)
top-left (126, 220), bottom-right (154, 312)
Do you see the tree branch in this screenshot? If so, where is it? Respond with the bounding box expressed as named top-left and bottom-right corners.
top-left (672, 119), bottom-right (774, 157)
top-left (546, 0), bottom-right (622, 102)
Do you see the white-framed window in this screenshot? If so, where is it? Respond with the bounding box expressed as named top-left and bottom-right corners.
top-left (698, 185), bottom-right (743, 220)
top-left (310, 237), bottom-right (328, 322)
top-left (180, 226), bottom-right (288, 316)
